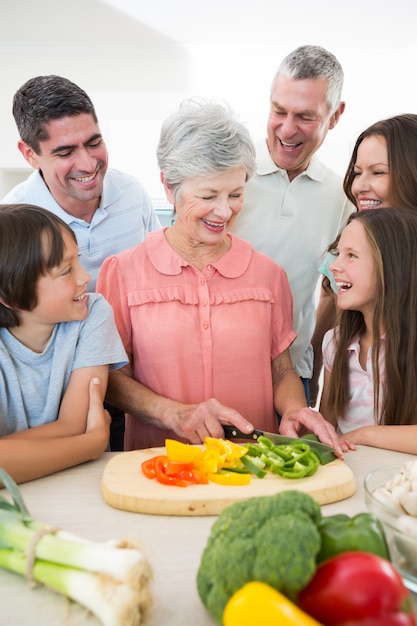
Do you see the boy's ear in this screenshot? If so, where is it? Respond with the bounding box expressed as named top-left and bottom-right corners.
top-left (0, 296), bottom-right (12, 309)
top-left (17, 140), bottom-right (41, 169)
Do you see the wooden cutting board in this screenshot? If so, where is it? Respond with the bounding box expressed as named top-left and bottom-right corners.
top-left (101, 447), bottom-right (356, 516)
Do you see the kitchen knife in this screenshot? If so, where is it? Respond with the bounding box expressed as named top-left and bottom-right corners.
top-left (222, 425), bottom-right (335, 454)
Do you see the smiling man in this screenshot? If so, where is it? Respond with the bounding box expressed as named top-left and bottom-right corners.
top-left (1, 75), bottom-right (161, 450)
top-left (1, 75), bottom-right (160, 291)
top-left (232, 45), bottom-right (354, 409)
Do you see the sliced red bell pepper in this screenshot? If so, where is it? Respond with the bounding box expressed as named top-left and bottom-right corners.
top-left (154, 455), bottom-right (188, 487)
top-left (165, 460), bottom-right (195, 475)
top-left (176, 468), bottom-right (209, 484)
top-left (141, 457), bottom-right (156, 479)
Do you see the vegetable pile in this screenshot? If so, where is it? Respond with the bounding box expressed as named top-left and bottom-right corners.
top-left (242, 434), bottom-right (333, 479)
top-left (197, 490), bottom-right (322, 622)
top-left (141, 435), bottom-right (335, 487)
top-left (0, 468), bottom-right (152, 626)
top-left (196, 489), bottom-right (416, 625)
top-left (141, 437), bottom-right (251, 487)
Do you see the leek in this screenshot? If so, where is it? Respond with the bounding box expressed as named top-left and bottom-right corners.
top-left (0, 468), bottom-right (152, 626)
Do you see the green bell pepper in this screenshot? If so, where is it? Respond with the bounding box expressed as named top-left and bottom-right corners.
top-left (316, 512), bottom-right (391, 563)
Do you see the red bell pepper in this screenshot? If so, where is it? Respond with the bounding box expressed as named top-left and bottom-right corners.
top-left (141, 455), bottom-right (209, 486)
top-left (298, 552), bottom-right (416, 626)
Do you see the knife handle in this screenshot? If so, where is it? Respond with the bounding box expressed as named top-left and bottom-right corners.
top-left (223, 425), bottom-right (263, 441)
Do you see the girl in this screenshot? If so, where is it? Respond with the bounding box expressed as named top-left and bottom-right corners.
top-left (311, 114), bottom-right (417, 404)
top-left (320, 207), bottom-right (417, 453)
top-left (0, 204), bottom-right (127, 483)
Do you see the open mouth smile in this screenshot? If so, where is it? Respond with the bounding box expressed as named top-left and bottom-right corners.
top-left (71, 170), bottom-right (100, 184)
top-left (280, 139), bottom-right (302, 150)
top-left (336, 281), bottom-right (352, 292)
top-left (202, 219), bottom-right (227, 231)
top-left (357, 199), bottom-right (382, 210)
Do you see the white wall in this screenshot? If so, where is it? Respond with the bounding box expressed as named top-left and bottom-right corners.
top-left (1, 1), bottom-right (417, 201)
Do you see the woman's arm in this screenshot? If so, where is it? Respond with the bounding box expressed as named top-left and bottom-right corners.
top-left (106, 362), bottom-right (254, 444)
top-left (0, 378), bottom-right (110, 484)
top-left (6, 365), bottom-right (109, 440)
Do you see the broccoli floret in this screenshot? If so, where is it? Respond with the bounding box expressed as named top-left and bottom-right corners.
top-left (196, 490), bottom-right (322, 623)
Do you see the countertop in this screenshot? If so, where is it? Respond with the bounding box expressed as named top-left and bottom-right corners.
top-left (1, 445), bottom-right (415, 625)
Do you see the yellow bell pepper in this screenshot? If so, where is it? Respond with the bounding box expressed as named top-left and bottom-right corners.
top-left (204, 437), bottom-right (248, 460)
top-left (197, 448), bottom-right (221, 475)
top-left (165, 439), bottom-right (203, 464)
top-left (207, 471), bottom-right (251, 486)
top-left (163, 438), bottom-right (250, 485)
top-left (223, 581), bottom-right (323, 626)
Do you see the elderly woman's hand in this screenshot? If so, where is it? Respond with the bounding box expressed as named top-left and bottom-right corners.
top-left (279, 406), bottom-right (349, 457)
top-left (170, 398), bottom-right (254, 445)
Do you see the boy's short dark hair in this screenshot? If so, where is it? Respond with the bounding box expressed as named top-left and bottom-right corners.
top-left (0, 204), bottom-right (77, 327)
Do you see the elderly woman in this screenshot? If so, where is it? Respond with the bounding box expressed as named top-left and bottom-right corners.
top-left (97, 99), bottom-right (342, 452)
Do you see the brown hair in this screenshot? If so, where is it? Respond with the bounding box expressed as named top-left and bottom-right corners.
top-left (327, 207), bottom-right (417, 426)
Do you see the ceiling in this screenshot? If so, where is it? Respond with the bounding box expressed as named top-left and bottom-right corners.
top-left (2, 0), bottom-right (417, 52)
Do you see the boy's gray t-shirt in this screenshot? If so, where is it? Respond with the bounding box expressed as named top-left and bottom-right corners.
top-left (0, 293), bottom-right (127, 435)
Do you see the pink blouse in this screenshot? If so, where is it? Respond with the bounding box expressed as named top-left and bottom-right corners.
top-left (97, 229), bottom-right (296, 449)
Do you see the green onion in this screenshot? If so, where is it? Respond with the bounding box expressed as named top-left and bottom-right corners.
top-left (0, 468), bottom-right (152, 625)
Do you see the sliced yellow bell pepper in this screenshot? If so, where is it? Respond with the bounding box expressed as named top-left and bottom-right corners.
top-left (165, 439), bottom-right (203, 464)
top-left (223, 581), bottom-right (323, 626)
top-left (204, 437), bottom-right (248, 460)
top-left (196, 448), bottom-right (220, 475)
top-left (207, 471), bottom-right (251, 486)
top-left (163, 438), bottom-right (251, 486)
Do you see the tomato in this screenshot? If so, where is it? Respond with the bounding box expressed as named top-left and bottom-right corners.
top-left (298, 552), bottom-right (415, 626)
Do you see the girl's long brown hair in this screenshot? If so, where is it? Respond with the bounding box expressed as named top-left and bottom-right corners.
top-left (327, 207), bottom-right (417, 426)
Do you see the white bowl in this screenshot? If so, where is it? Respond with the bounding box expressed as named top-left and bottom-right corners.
top-left (364, 464), bottom-right (417, 593)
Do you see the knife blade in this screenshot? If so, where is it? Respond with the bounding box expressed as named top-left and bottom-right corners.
top-left (222, 425), bottom-right (335, 454)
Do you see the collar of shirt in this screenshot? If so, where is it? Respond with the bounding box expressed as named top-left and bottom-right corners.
top-left (146, 229), bottom-right (253, 278)
top-left (255, 138), bottom-right (326, 183)
top-left (347, 334), bottom-right (387, 354)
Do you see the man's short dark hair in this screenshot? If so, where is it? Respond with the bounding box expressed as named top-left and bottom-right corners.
top-left (12, 75), bottom-right (97, 154)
